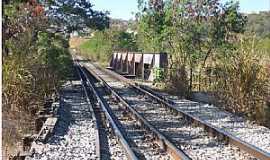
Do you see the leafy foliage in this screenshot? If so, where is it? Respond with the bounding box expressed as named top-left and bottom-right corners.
top-left (136, 0), bottom-right (165, 52)
top-left (135, 0), bottom-right (269, 124)
top-left (3, 0), bottom-right (47, 56)
top-left (3, 33), bottom-right (71, 108)
top-left (2, 30), bottom-right (72, 154)
top-left (79, 31), bottom-right (113, 63)
top-left (136, 0), bottom-right (247, 95)
top-left (78, 28), bottom-right (138, 65)
top-left (2, 0), bottom-right (107, 155)
top-left (43, 0), bottom-right (110, 33)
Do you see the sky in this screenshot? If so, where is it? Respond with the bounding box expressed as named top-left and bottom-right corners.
top-left (91, 0), bottom-right (270, 20)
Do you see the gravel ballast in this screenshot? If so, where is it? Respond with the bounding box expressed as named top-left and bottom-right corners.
top-left (140, 76), bottom-right (270, 154)
top-left (84, 62), bottom-right (262, 160)
top-left (27, 80), bottom-right (128, 160)
top-left (140, 87), bottom-right (270, 154)
top-left (173, 101), bottom-right (270, 153)
top-left (27, 81), bottom-right (97, 160)
top-left (93, 77), bottom-right (172, 159)
top-left (113, 84), bottom-right (256, 160)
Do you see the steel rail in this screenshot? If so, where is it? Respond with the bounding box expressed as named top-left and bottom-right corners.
top-left (84, 62), bottom-right (191, 160)
top-left (72, 57), bottom-right (101, 159)
top-left (75, 60), bottom-right (139, 160)
top-left (133, 84), bottom-right (270, 160)
top-left (90, 61), bottom-right (270, 160)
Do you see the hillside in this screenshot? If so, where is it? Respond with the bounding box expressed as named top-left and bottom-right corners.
top-left (246, 11), bottom-right (270, 38)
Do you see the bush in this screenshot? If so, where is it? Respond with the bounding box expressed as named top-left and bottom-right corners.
top-left (78, 29), bottom-right (138, 65)
top-left (2, 31), bottom-right (72, 155)
top-left (215, 37), bottom-right (270, 124)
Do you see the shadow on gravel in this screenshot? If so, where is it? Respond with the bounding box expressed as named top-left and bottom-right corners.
top-left (54, 101), bottom-right (72, 136)
top-left (46, 95), bottom-right (73, 145)
top-left (46, 68), bottom-right (82, 145)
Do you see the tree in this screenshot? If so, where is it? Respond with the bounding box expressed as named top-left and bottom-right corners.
top-left (43, 0), bottom-right (110, 33)
top-left (114, 31), bottom-right (138, 51)
top-left (2, 0), bottom-right (109, 156)
top-left (136, 0), bottom-right (247, 95)
top-left (136, 0), bottom-right (165, 52)
top-left (3, 0), bottom-right (47, 56)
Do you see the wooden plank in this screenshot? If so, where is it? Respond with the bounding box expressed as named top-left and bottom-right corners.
top-left (36, 117), bottom-right (58, 142)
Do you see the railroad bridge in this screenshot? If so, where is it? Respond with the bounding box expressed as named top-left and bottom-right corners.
top-left (108, 52), bottom-right (168, 81)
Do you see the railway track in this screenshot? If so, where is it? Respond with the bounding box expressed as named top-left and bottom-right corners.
top-left (139, 86), bottom-right (270, 154)
top-left (75, 59), bottom-right (190, 159)
top-left (75, 61), bottom-right (110, 159)
top-left (77, 56), bottom-right (270, 160)
top-left (83, 68), bottom-right (174, 160)
top-left (75, 58), bottom-right (134, 160)
top-left (75, 59), bottom-right (194, 160)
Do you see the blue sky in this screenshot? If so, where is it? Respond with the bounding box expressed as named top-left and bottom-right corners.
top-left (91, 0), bottom-right (270, 20)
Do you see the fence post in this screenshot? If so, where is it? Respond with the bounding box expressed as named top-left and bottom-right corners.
top-left (189, 67), bottom-right (193, 93)
top-left (126, 52), bottom-right (129, 74)
top-left (142, 53), bottom-right (144, 80)
top-left (133, 53), bottom-right (135, 75)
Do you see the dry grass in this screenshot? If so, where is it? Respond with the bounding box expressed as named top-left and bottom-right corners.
top-left (214, 38), bottom-right (270, 125)
top-left (3, 34), bottom-right (72, 158)
top-left (69, 37), bottom-right (89, 49)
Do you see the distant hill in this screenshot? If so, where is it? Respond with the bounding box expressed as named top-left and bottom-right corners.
top-left (109, 13), bottom-right (270, 38)
top-left (110, 18), bottom-right (129, 29)
top-left (246, 11), bottom-right (270, 38)
top-left (110, 18), bottom-right (136, 30)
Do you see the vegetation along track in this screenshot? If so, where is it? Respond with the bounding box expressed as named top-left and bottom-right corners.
top-left (75, 57), bottom-right (189, 160)
top-left (79, 56), bottom-right (270, 160)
